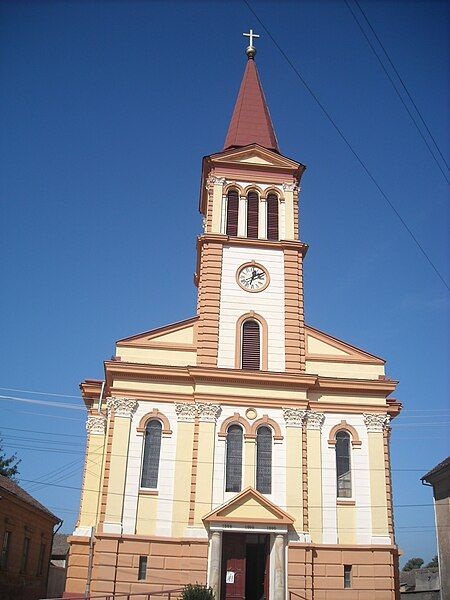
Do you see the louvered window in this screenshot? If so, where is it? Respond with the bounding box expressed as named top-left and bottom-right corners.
top-left (256, 426), bottom-right (272, 494)
top-left (141, 420), bottom-right (162, 489)
top-left (336, 431), bottom-right (352, 498)
top-left (226, 190), bottom-right (239, 236)
top-left (225, 425), bottom-right (243, 492)
top-left (241, 319), bottom-right (261, 370)
top-left (247, 191), bottom-right (259, 239)
top-left (267, 193), bottom-right (279, 240)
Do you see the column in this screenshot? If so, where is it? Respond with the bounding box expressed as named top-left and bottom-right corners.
top-left (282, 182), bottom-right (297, 240)
top-left (207, 175), bottom-right (226, 234)
top-left (194, 403), bottom-right (222, 524)
top-left (77, 414), bottom-right (107, 533)
top-left (237, 194), bottom-right (247, 237)
top-left (172, 402), bottom-right (197, 536)
top-left (364, 413), bottom-right (390, 541)
top-left (258, 196), bottom-right (267, 239)
top-left (283, 408), bottom-right (306, 532)
top-left (103, 398), bottom-right (137, 533)
top-left (305, 411), bottom-right (325, 543)
top-left (273, 533), bottom-right (286, 600)
top-left (208, 531), bottom-right (222, 598)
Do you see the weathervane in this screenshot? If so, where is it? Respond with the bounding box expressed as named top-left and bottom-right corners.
top-left (243, 28), bottom-right (260, 59)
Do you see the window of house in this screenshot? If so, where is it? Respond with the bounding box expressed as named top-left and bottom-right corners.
top-left (37, 543), bottom-right (46, 576)
top-left (226, 190), bottom-right (239, 236)
top-left (225, 424), bottom-right (243, 492)
top-left (344, 564), bottom-right (352, 588)
top-left (256, 426), bottom-right (272, 494)
top-left (138, 555), bottom-right (148, 580)
top-left (336, 431), bottom-right (352, 498)
top-left (20, 537), bottom-right (30, 574)
top-left (141, 420), bottom-right (162, 489)
top-left (266, 193), bottom-right (279, 241)
top-left (247, 191), bottom-right (259, 239)
top-left (0, 531), bottom-right (11, 571)
top-left (241, 319), bottom-right (261, 370)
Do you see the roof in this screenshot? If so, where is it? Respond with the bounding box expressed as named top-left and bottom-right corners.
top-left (52, 533), bottom-right (70, 556)
top-left (421, 456), bottom-right (450, 483)
top-left (223, 56), bottom-right (279, 153)
top-left (0, 475), bottom-right (60, 522)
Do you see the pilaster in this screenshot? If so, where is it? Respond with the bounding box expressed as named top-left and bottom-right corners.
top-left (283, 408), bottom-right (306, 532)
top-left (173, 403), bottom-right (196, 536)
top-left (305, 411), bottom-right (325, 543)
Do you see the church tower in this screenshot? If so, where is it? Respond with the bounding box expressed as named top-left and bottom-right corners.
top-left (65, 33), bottom-right (402, 600)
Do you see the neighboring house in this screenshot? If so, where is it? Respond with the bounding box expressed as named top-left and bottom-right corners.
top-left (400, 568), bottom-right (440, 599)
top-left (422, 457), bottom-right (450, 600)
top-left (65, 35), bottom-right (403, 599)
top-left (0, 475), bottom-right (61, 600)
top-left (47, 534), bottom-right (69, 599)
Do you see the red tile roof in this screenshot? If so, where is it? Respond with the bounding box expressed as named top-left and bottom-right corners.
top-left (223, 57), bottom-right (279, 153)
top-left (0, 474), bottom-right (60, 521)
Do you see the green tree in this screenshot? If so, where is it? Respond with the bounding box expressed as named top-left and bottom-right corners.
top-left (426, 555), bottom-right (438, 568)
top-left (0, 438), bottom-right (21, 480)
top-left (402, 557), bottom-right (424, 571)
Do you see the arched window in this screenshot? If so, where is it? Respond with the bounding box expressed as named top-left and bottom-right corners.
top-left (141, 420), bottom-right (162, 489)
top-left (226, 189), bottom-right (239, 236)
top-left (247, 191), bottom-right (259, 239)
top-left (256, 426), bottom-right (272, 494)
top-left (225, 424), bottom-right (243, 492)
top-left (241, 319), bottom-right (261, 370)
top-left (336, 431), bottom-right (352, 498)
top-left (266, 193), bottom-right (279, 241)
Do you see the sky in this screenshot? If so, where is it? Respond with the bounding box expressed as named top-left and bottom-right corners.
top-left (0, 0), bottom-right (448, 567)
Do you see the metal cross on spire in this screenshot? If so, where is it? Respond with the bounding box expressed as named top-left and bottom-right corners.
top-left (243, 29), bottom-right (260, 59)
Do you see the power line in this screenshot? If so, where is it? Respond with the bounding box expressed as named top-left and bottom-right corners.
top-left (243, 0), bottom-right (449, 291)
top-left (0, 393), bottom-right (83, 410)
top-left (345, 0), bottom-right (449, 184)
top-left (0, 386), bottom-right (81, 399)
top-left (353, 0), bottom-right (449, 173)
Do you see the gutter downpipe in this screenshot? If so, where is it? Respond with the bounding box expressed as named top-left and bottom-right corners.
top-left (46, 519), bottom-right (63, 596)
top-left (85, 526), bottom-right (95, 598)
top-left (97, 381), bottom-right (105, 413)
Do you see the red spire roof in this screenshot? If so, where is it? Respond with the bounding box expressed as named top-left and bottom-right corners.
top-left (223, 57), bottom-right (279, 153)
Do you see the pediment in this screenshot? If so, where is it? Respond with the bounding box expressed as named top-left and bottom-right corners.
top-left (203, 487), bottom-right (294, 525)
top-left (210, 144), bottom-right (301, 170)
top-left (305, 324), bottom-right (385, 365)
top-left (117, 316), bottom-right (198, 349)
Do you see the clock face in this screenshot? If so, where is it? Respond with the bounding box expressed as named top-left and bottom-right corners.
top-left (237, 263), bottom-right (269, 292)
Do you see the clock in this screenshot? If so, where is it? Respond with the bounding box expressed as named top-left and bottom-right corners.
top-left (236, 262), bottom-right (270, 292)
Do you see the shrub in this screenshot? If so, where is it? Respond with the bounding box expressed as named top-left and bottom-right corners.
top-left (181, 583), bottom-right (215, 600)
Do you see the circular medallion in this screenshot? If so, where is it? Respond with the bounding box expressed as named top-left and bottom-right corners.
top-left (236, 262), bottom-right (270, 293)
top-left (246, 408), bottom-right (257, 420)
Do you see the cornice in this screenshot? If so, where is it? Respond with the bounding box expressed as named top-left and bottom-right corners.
top-left (197, 233), bottom-right (308, 255)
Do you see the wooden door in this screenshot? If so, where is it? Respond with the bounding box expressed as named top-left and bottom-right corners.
top-left (221, 533), bottom-right (246, 600)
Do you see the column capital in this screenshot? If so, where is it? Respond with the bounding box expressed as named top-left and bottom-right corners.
top-left (197, 402), bottom-right (222, 423)
top-left (106, 397), bottom-right (138, 419)
top-left (363, 413), bottom-right (390, 433)
top-left (175, 402), bottom-right (197, 422)
top-left (282, 181), bottom-right (298, 193)
top-left (283, 407), bottom-right (307, 427)
top-left (305, 411), bottom-right (325, 431)
top-left (86, 415), bottom-right (106, 435)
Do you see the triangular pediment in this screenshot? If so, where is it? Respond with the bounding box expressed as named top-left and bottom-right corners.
top-left (117, 316), bottom-right (198, 349)
top-left (211, 144), bottom-right (302, 170)
top-left (305, 324), bottom-right (385, 365)
top-left (203, 487), bottom-right (294, 525)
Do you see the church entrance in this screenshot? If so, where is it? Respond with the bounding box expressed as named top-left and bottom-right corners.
top-left (220, 532), bottom-right (270, 600)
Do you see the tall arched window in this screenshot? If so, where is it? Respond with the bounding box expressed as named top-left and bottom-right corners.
top-left (226, 189), bottom-right (239, 236)
top-left (225, 425), bottom-right (243, 492)
top-left (336, 431), bottom-right (352, 498)
top-left (141, 420), bottom-right (162, 488)
top-left (256, 426), bottom-right (272, 494)
top-left (247, 191), bottom-right (259, 239)
top-left (266, 193), bottom-right (279, 241)
top-left (241, 319), bottom-right (261, 370)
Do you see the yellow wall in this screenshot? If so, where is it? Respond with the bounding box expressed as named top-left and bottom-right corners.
top-left (172, 421), bottom-right (195, 537)
top-left (368, 432), bottom-right (389, 535)
top-left (307, 429), bottom-right (322, 543)
top-left (136, 494), bottom-right (157, 535)
top-left (244, 438), bottom-right (256, 488)
top-left (116, 346), bottom-right (197, 366)
top-left (286, 428), bottom-right (303, 531)
top-left (78, 433), bottom-right (106, 527)
top-left (211, 181), bottom-right (223, 233)
top-left (194, 421), bottom-right (216, 524)
top-left (105, 417), bottom-right (131, 525)
top-left (337, 504), bottom-right (356, 544)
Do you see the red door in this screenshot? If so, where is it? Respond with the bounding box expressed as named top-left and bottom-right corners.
top-left (221, 533), bottom-right (246, 600)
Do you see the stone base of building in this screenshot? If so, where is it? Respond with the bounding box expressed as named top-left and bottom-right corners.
top-left (65, 533), bottom-right (400, 599)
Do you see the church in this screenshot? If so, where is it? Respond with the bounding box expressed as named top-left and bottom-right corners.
top-left (65, 32), bottom-right (402, 600)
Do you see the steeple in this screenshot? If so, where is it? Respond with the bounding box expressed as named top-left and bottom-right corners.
top-left (223, 32), bottom-right (280, 153)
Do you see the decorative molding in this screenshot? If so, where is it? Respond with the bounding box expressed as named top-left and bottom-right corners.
top-left (363, 413), bottom-right (390, 433)
top-left (197, 402), bottom-right (221, 423)
top-left (207, 175), bottom-right (226, 190)
top-left (304, 411), bottom-right (325, 431)
top-left (137, 408), bottom-right (172, 435)
top-left (86, 415), bottom-right (106, 435)
top-left (249, 414), bottom-right (283, 440)
top-left (282, 181), bottom-right (298, 193)
top-left (175, 402), bottom-right (197, 422)
top-left (283, 407), bottom-right (307, 427)
top-left (328, 420), bottom-right (362, 447)
top-left (106, 397), bottom-right (138, 419)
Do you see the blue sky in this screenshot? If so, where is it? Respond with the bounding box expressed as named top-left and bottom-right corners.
top-left (0, 0), bottom-right (448, 566)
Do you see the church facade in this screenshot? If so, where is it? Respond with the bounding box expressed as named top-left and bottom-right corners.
top-left (65, 38), bottom-right (402, 600)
